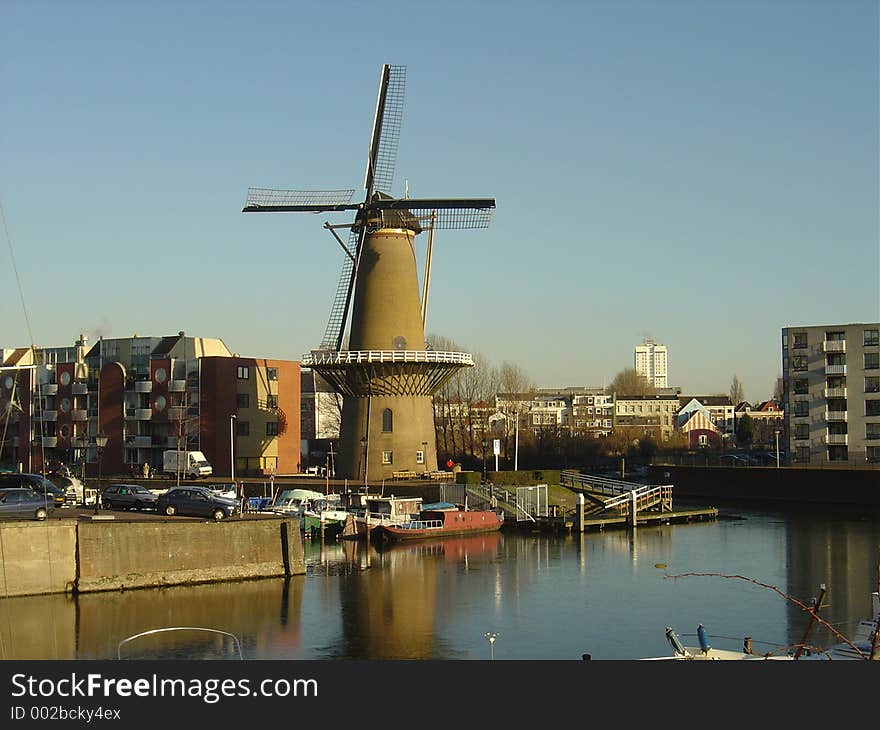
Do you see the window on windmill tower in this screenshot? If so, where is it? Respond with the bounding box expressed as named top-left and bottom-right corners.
top-left (382, 409), bottom-right (393, 432)
top-left (382, 451), bottom-right (393, 465)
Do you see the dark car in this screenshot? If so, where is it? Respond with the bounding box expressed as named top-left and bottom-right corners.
top-left (101, 484), bottom-right (159, 511)
top-left (156, 486), bottom-right (237, 521)
top-left (0, 488), bottom-right (57, 520)
top-left (0, 473), bottom-right (66, 507)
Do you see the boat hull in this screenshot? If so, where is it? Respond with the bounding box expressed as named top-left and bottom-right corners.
top-left (382, 510), bottom-right (503, 542)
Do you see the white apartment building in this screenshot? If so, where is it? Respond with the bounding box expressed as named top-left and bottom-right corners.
top-left (634, 338), bottom-right (668, 388)
top-left (782, 322), bottom-right (880, 465)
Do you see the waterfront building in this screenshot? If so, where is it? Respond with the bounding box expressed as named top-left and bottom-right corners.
top-left (0, 333), bottom-right (300, 477)
top-left (782, 322), bottom-right (880, 465)
top-left (634, 338), bottom-right (668, 388)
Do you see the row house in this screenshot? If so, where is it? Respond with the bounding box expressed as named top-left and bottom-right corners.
top-left (734, 399), bottom-right (785, 447)
top-left (613, 393), bottom-right (680, 442)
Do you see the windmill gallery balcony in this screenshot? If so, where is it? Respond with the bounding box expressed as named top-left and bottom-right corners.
top-left (302, 350), bottom-right (474, 397)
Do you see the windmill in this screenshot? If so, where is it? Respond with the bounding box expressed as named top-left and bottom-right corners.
top-left (243, 64), bottom-right (495, 481)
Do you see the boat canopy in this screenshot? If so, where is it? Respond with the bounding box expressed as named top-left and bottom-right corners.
top-left (420, 502), bottom-right (456, 511)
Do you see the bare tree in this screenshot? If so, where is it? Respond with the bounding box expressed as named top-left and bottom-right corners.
top-left (606, 368), bottom-right (655, 396)
top-left (729, 375), bottom-right (744, 406)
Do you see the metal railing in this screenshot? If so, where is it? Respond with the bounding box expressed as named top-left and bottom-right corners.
top-left (302, 350), bottom-right (474, 367)
top-left (396, 519), bottom-right (443, 530)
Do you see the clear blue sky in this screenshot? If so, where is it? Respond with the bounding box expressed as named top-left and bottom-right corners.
top-left (2, 0), bottom-right (877, 403)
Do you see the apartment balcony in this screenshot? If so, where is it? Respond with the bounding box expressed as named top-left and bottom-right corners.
top-left (135, 408), bottom-right (152, 420)
top-left (36, 410), bottom-right (58, 421)
top-left (72, 382), bottom-right (89, 395)
top-left (134, 381), bottom-right (153, 393)
top-left (168, 380), bottom-right (186, 392)
top-left (168, 406), bottom-right (186, 421)
top-left (824, 433), bottom-right (848, 445)
top-left (825, 364), bottom-right (847, 375)
top-left (71, 409), bottom-right (88, 421)
top-left (41, 436), bottom-right (58, 448)
top-left (823, 387), bottom-right (847, 398)
top-left (43, 383), bottom-right (58, 395)
top-left (823, 340), bottom-right (846, 353)
top-left (125, 435), bottom-right (152, 448)
top-left (824, 410), bottom-right (847, 422)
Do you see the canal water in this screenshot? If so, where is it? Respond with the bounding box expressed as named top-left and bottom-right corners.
top-left (2, 501), bottom-right (878, 661)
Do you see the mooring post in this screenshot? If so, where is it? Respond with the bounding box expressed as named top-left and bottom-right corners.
top-left (577, 493), bottom-right (584, 533)
top-left (629, 490), bottom-right (638, 527)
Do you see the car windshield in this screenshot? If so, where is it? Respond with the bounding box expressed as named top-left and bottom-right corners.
top-left (134, 487), bottom-right (152, 494)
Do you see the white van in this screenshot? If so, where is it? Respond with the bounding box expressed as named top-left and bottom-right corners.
top-left (162, 450), bottom-right (213, 479)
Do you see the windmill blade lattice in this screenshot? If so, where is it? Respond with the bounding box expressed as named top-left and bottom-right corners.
top-left (320, 226), bottom-right (362, 350)
top-left (243, 188), bottom-right (356, 212)
top-left (365, 65), bottom-right (406, 198)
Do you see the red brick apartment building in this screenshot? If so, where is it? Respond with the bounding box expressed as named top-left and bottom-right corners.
top-left (0, 334), bottom-right (299, 478)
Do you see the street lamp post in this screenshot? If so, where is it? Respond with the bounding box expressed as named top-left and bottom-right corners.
top-left (484, 632), bottom-right (498, 660)
top-left (93, 432), bottom-right (108, 515)
top-left (421, 440), bottom-right (428, 474)
top-left (230, 414), bottom-right (237, 482)
top-left (481, 439), bottom-right (487, 482)
top-left (360, 437), bottom-right (368, 489)
top-left (775, 430), bottom-right (781, 469)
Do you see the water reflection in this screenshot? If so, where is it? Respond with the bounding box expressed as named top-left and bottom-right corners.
top-left (0, 507), bottom-right (877, 660)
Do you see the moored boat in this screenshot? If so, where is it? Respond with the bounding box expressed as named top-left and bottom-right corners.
top-left (340, 493), bottom-right (423, 540)
top-left (381, 502), bottom-right (503, 542)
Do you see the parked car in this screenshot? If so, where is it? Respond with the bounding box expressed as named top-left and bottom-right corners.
top-left (156, 486), bottom-right (237, 521)
top-left (49, 474), bottom-right (86, 505)
top-left (0, 473), bottom-right (66, 507)
top-left (0, 488), bottom-right (57, 520)
top-left (101, 484), bottom-right (159, 511)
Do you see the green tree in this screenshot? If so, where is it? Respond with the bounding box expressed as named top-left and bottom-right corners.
top-left (736, 413), bottom-right (754, 447)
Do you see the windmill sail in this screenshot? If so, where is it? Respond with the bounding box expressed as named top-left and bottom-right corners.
top-left (365, 65), bottom-right (406, 199)
top-left (320, 227), bottom-right (362, 350)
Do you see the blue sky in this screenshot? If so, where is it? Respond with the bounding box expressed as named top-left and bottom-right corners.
top-left (2, 0), bottom-right (877, 403)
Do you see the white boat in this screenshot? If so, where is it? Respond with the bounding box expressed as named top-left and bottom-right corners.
top-left (646, 591), bottom-right (879, 661)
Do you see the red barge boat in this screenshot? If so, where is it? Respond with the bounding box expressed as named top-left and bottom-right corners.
top-left (380, 502), bottom-right (504, 542)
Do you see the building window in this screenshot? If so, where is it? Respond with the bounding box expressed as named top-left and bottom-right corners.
top-left (266, 394), bottom-right (278, 409)
top-left (237, 366), bottom-right (249, 379)
top-left (827, 446), bottom-right (848, 462)
top-left (237, 393), bottom-right (250, 408)
top-left (266, 422), bottom-right (279, 436)
top-left (793, 379), bottom-right (808, 395)
top-left (382, 408), bottom-right (393, 433)
top-left (867, 446), bottom-right (880, 463)
top-left (267, 367), bottom-right (278, 381)
top-left (866, 377), bottom-right (880, 393)
top-left (382, 451), bottom-right (392, 465)
top-left (792, 333), bottom-right (808, 349)
top-left (794, 423), bottom-right (809, 440)
top-left (794, 401), bottom-right (809, 417)
top-left (826, 353), bottom-right (846, 367)
top-left (796, 446), bottom-right (810, 462)
top-left (792, 355), bottom-right (808, 371)
top-left (865, 353), bottom-right (879, 370)
top-left (865, 330), bottom-right (879, 347)
top-left (416, 450), bottom-right (424, 464)
top-left (825, 331), bottom-right (845, 342)
top-left (236, 421), bottom-right (249, 436)
top-left (866, 423), bottom-right (880, 440)
top-left (866, 400), bottom-right (880, 417)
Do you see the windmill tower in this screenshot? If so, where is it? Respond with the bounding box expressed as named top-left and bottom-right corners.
top-left (243, 64), bottom-right (495, 481)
